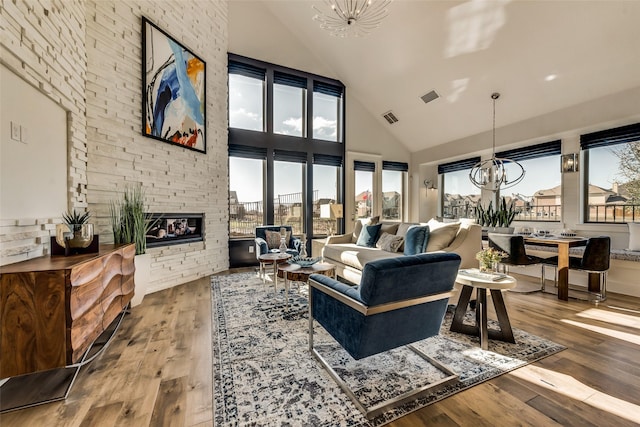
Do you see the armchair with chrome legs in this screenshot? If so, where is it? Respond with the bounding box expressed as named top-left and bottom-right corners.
top-left (308, 252), bottom-right (461, 419)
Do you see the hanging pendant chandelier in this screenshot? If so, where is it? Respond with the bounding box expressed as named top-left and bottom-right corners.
top-left (469, 93), bottom-right (525, 192)
top-left (312, 0), bottom-right (392, 38)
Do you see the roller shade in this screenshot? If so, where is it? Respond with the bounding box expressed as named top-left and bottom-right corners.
top-left (354, 161), bottom-right (375, 172)
top-left (313, 81), bottom-right (343, 98)
top-left (274, 150), bottom-right (307, 163)
top-left (313, 154), bottom-right (343, 167)
top-left (437, 157), bottom-right (480, 174)
top-left (274, 71), bottom-right (307, 89)
top-left (382, 161), bottom-right (408, 172)
top-left (228, 144), bottom-right (267, 159)
top-left (228, 61), bottom-right (266, 80)
top-left (495, 140), bottom-right (561, 162)
top-left (580, 123), bottom-right (640, 150)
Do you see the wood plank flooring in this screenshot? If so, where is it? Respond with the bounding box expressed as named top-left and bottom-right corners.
top-left (1, 271), bottom-right (639, 426)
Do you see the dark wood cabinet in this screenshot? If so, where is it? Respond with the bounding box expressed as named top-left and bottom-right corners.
top-left (0, 244), bottom-right (135, 378)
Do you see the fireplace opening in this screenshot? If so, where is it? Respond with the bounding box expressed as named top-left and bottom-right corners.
top-left (146, 213), bottom-right (204, 248)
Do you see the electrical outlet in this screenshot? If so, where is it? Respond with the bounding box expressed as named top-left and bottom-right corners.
top-left (248, 245), bottom-right (254, 253)
top-left (11, 121), bottom-right (20, 141)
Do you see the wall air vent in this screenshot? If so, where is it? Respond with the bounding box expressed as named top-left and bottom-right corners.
top-left (382, 111), bottom-right (398, 124)
top-left (420, 90), bottom-right (440, 104)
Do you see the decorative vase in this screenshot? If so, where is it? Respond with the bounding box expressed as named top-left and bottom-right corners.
top-left (479, 260), bottom-right (497, 273)
top-left (56, 223), bottom-right (94, 249)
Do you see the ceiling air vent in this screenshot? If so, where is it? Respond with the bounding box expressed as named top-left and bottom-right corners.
top-left (420, 90), bottom-right (440, 104)
top-left (382, 111), bottom-right (398, 124)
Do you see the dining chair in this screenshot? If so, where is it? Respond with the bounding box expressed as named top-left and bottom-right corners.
top-left (487, 233), bottom-right (547, 290)
top-left (541, 236), bottom-right (610, 301)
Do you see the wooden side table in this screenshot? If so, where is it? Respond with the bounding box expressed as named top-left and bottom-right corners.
top-left (278, 262), bottom-right (336, 309)
top-left (450, 269), bottom-right (517, 350)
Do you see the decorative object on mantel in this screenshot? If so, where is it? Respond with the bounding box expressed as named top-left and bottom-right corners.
top-left (141, 17), bottom-right (206, 153)
top-left (287, 255), bottom-right (321, 267)
top-left (469, 93), bottom-right (525, 192)
top-left (312, 0), bottom-right (392, 37)
top-left (52, 210), bottom-right (97, 256)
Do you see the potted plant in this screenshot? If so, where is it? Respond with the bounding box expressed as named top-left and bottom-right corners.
top-left (57, 209), bottom-right (94, 251)
top-left (109, 185), bottom-right (156, 255)
top-left (475, 197), bottom-right (516, 235)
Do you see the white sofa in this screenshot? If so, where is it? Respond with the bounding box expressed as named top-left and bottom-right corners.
top-left (322, 219), bottom-right (482, 286)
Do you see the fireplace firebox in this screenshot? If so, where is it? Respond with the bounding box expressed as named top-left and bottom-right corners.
top-left (146, 213), bottom-right (204, 248)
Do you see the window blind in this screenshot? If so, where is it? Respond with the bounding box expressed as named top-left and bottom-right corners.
top-left (274, 150), bottom-right (307, 163)
top-left (313, 81), bottom-right (343, 98)
top-left (382, 161), bottom-right (408, 172)
top-left (354, 161), bottom-right (375, 172)
top-left (273, 71), bottom-right (307, 89)
top-left (228, 144), bottom-right (267, 159)
top-left (313, 154), bottom-right (343, 167)
top-left (495, 140), bottom-right (561, 162)
top-left (580, 123), bottom-right (640, 150)
top-left (437, 157), bottom-right (480, 174)
top-left (228, 61), bottom-right (266, 80)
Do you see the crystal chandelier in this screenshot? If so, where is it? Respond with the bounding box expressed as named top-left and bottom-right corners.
top-left (469, 93), bottom-right (525, 192)
top-left (312, 0), bottom-right (392, 37)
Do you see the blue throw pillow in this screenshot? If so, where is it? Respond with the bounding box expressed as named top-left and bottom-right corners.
top-left (356, 224), bottom-right (382, 247)
top-left (403, 225), bottom-right (430, 255)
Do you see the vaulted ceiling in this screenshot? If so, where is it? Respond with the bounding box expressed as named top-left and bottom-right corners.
top-left (228, 0), bottom-right (640, 153)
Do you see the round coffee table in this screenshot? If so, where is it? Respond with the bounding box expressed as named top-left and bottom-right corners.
top-left (277, 262), bottom-right (336, 309)
top-left (258, 252), bottom-right (292, 290)
top-left (450, 269), bottom-right (517, 350)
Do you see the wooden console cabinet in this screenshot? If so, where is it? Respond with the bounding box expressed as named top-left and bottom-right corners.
top-left (0, 244), bottom-right (135, 379)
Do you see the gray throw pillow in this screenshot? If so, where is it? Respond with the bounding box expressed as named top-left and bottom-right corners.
top-left (376, 232), bottom-right (404, 252)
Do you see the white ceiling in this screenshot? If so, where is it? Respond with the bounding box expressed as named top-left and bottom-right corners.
top-left (228, 0), bottom-right (640, 153)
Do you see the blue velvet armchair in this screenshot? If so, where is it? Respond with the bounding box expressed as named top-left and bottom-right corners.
top-left (308, 252), bottom-right (461, 418)
top-left (254, 225), bottom-right (301, 260)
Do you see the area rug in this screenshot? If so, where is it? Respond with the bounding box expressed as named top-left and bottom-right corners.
top-left (212, 272), bottom-right (565, 426)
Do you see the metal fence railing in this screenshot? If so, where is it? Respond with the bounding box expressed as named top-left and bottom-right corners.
top-left (587, 204), bottom-right (640, 223)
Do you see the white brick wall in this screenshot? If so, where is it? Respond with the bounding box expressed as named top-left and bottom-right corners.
top-left (1, 1), bottom-right (230, 294)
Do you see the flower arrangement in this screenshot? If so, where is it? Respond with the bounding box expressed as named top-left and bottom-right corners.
top-left (476, 247), bottom-right (506, 272)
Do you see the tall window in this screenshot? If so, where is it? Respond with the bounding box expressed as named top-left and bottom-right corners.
top-left (274, 152), bottom-right (307, 235)
top-left (229, 146), bottom-right (266, 238)
top-left (496, 140), bottom-right (561, 222)
top-left (313, 82), bottom-right (343, 142)
top-left (273, 72), bottom-right (306, 137)
top-left (228, 62), bottom-right (265, 131)
top-left (354, 161), bottom-right (375, 219)
top-left (313, 159), bottom-right (342, 235)
top-left (581, 123), bottom-right (640, 223)
top-left (382, 161), bottom-right (408, 221)
top-left (228, 54), bottom-right (345, 243)
top-left (439, 157), bottom-right (481, 220)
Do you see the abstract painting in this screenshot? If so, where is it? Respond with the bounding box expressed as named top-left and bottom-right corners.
top-left (142, 17), bottom-right (206, 153)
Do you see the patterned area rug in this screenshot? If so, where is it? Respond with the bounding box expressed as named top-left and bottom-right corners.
top-left (212, 272), bottom-right (565, 426)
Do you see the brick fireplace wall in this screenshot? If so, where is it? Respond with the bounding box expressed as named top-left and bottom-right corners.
top-left (1, 1), bottom-right (229, 295)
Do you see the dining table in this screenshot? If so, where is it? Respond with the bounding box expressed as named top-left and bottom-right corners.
top-left (524, 235), bottom-right (589, 301)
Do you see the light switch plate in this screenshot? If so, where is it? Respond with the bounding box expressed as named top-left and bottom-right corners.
top-left (11, 121), bottom-right (20, 141)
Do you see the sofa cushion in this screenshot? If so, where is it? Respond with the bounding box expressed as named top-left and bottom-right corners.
top-left (426, 222), bottom-right (460, 251)
top-left (323, 243), bottom-right (401, 271)
top-left (356, 224), bottom-right (382, 247)
top-left (629, 222), bottom-right (640, 251)
top-left (380, 222), bottom-right (400, 235)
top-left (404, 225), bottom-right (430, 255)
top-left (376, 232), bottom-right (404, 253)
top-left (396, 222), bottom-right (419, 238)
top-left (352, 220), bottom-right (364, 242)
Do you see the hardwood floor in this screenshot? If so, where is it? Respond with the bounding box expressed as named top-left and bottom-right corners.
top-left (2, 271), bottom-right (639, 426)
